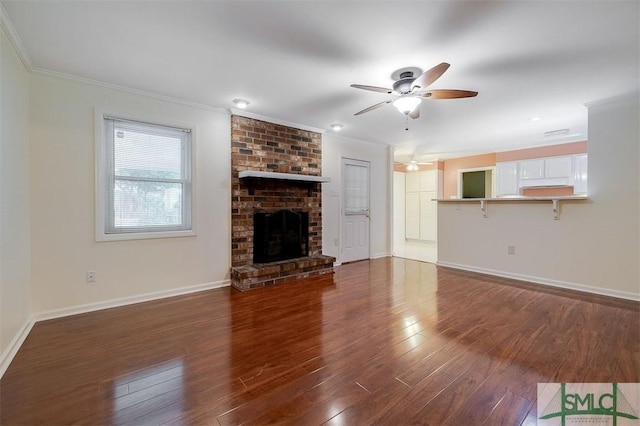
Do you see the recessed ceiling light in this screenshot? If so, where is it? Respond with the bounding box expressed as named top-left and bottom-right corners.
top-left (233, 98), bottom-right (250, 109)
top-left (330, 123), bottom-right (343, 131)
top-left (529, 116), bottom-right (541, 122)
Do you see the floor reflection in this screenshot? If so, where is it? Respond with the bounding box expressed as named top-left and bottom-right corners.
top-left (393, 239), bottom-right (437, 263)
top-left (112, 360), bottom-right (185, 424)
top-left (2, 258), bottom-right (636, 425)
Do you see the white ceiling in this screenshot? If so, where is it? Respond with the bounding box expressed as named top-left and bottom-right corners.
top-left (2, 1), bottom-right (638, 163)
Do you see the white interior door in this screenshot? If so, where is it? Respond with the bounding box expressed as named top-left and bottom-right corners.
top-left (341, 158), bottom-right (370, 263)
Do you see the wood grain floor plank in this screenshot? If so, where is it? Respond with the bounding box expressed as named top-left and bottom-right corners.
top-left (480, 391), bottom-right (533, 426)
top-left (440, 364), bottom-right (528, 426)
top-left (320, 379), bottom-right (409, 426)
top-left (1, 257), bottom-right (637, 425)
top-left (403, 350), bottom-right (510, 425)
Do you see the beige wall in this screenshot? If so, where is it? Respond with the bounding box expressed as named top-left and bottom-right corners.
top-left (0, 28), bottom-right (32, 358)
top-left (322, 135), bottom-right (391, 263)
top-left (438, 93), bottom-right (640, 299)
top-left (29, 74), bottom-right (232, 313)
top-left (26, 73), bottom-right (394, 313)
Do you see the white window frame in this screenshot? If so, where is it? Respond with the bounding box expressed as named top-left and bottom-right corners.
top-left (95, 110), bottom-right (197, 241)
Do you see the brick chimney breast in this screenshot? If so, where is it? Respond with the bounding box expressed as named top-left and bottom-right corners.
top-left (230, 115), bottom-right (334, 290)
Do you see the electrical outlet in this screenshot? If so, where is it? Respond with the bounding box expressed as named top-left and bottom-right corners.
top-left (334, 238), bottom-right (339, 246)
top-left (86, 271), bottom-right (96, 283)
top-left (508, 246), bottom-right (516, 255)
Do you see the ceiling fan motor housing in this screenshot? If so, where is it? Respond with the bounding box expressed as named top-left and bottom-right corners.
top-left (393, 77), bottom-right (415, 94)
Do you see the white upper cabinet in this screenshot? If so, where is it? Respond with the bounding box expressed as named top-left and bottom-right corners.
top-left (405, 172), bottom-right (420, 192)
top-left (573, 154), bottom-right (588, 194)
top-left (519, 159), bottom-right (545, 180)
top-left (520, 155), bottom-right (574, 188)
top-left (496, 161), bottom-right (519, 196)
top-left (496, 154), bottom-right (587, 196)
top-left (419, 170), bottom-right (437, 192)
top-left (544, 156), bottom-right (573, 178)
top-left (407, 170), bottom-right (438, 192)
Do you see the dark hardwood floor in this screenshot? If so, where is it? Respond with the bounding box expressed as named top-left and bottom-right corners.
top-left (1, 257), bottom-right (638, 425)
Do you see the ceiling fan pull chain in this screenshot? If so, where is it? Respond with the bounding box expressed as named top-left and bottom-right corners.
top-left (405, 115), bottom-right (409, 131)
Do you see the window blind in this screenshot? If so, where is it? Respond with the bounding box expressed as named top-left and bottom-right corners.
top-left (103, 117), bottom-right (192, 234)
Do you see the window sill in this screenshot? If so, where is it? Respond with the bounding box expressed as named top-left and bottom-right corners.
top-left (96, 229), bottom-right (196, 242)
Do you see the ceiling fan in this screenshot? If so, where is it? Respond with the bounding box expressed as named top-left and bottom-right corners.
top-left (351, 62), bottom-right (478, 120)
top-left (403, 159), bottom-right (433, 171)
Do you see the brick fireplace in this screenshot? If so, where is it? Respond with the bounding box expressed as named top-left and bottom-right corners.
top-left (230, 115), bottom-right (335, 290)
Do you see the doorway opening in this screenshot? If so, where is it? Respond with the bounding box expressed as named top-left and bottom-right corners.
top-left (458, 167), bottom-right (496, 198)
top-left (392, 169), bottom-right (439, 264)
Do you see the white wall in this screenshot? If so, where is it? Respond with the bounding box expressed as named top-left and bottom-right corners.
top-left (438, 93), bottom-right (639, 300)
top-left (0, 28), bottom-right (32, 358)
top-left (29, 74), bottom-right (232, 313)
top-left (392, 171), bottom-right (405, 254)
top-left (322, 134), bottom-right (391, 263)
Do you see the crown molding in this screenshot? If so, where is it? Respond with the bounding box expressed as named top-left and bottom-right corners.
top-left (1, 4), bottom-right (340, 137)
top-left (0, 2), bottom-right (33, 70)
top-left (33, 67), bottom-right (230, 113)
top-left (323, 131), bottom-right (389, 148)
top-left (231, 109), bottom-right (326, 134)
top-left (0, 3), bottom-right (228, 114)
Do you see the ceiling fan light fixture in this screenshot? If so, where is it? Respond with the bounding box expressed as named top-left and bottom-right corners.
top-left (406, 161), bottom-right (419, 172)
top-left (233, 98), bottom-right (250, 109)
top-left (393, 97), bottom-right (421, 115)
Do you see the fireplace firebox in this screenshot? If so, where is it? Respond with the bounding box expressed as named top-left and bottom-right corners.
top-left (253, 210), bottom-right (309, 263)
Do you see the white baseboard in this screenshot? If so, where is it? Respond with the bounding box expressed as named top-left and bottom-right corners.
top-left (436, 261), bottom-right (640, 302)
top-left (371, 252), bottom-right (392, 260)
top-left (0, 279), bottom-right (230, 379)
top-left (35, 280), bottom-right (230, 322)
top-left (0, 316), bottom-right (36, 379)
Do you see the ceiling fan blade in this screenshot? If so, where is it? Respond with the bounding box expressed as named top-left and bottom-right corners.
top-left (411, 62), bottom-right (450, 91)
top-left (354, 100), bottom-right (392, 116)
top-left (350, 84), bottom-right (393, 94)
top-left (409, 106), bottom-right (420, 119)
top-left (421, 89), bottom-right (478, 99)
